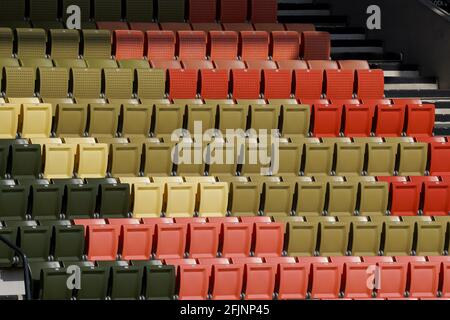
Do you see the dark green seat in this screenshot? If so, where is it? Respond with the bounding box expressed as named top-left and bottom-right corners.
top-left (64, 184), bottom-right (98, 219)
top-left (127, 0), bottom-right (155, 22)
top-left (53, 225), bottom-right (85, 262)
top-left (0, 226), bottom-right (17, 267)
top-left (40, 267), bottom-right (73, 300)
top-left (10, 144), bottom-right (42, 179)
top-left (94, 0), bottom-right (123, 21)
top-left (1, 0), bottom-right (26, 21)
top-left (76, 266), bottom-right (109, 300)
top-left (19, 225), bottom-right (52, 262)
top-left (110, 265), bottom-right (144, 300)
top-left (158, 0), bottom-right (185, 22)
top-left (145, 265), bottom-right (176, 300)
top-left (29, 261), bottom-right (61, 298)
top-left (30, 184), bottom-right (64, 220)
top-left (0, 184), bottom-right (30, 221)
top-left (98, 183), bottom-right (130, 218)
top-left (0, 140), bottom-right (14, 178)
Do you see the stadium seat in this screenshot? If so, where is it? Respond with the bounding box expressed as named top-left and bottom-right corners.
top-left (240, 31), bottom-right (270, 60)
top-left (38, 68), bottom-right (70, 101)
top-left (200, 69), bottom-right (229, 99)
top-left (109, 265), bottom-right (144, 300)
top-left (395, 140), bottom-right (428, 176)
top-left (343, 104), bottom-right (372, 137)
top-left (145, 264), bottom-right (176, 300)
top-left (294, 70), bottom-right (324, 100)
top-left (136, 69), bottom-right (166, 99)
top-left (429, 142), bottom-right (450, 175)
top-left (356, 69), bottom-right (385, 99)
top-left (168, 69), bottom-right (198, 99)
top-left (263, 69), bottom-right (293, 99)
top-left (121, 104), bottom-right (152, 138)
top-left (427, 256), bottom-right (450, 298)
top-left (208, 31), bottom-right (238, 60)
top-left (20, 103), bottom-right (52, 139)
top-left (94, 0), bottom-right (122, 21)
top-left (374, 105), bottom-right (406, 137)
top-left (222, 23), bottom-right (254, 32)
top-left (63, 182), bottom-right (97, 219)
top-left (55, 104), bottom-right (87, 137)
top-left (53, 225), bottom-right (85, 261)
top-left (231, 69), bottom-right (261, 99)
top-left (85, 224), bottom-right (120, 261)
top-left (39, 268), bottom-right (72, 300)
top-left (276, 59), bottom-right (308, 71)
top-left (284, 23), bottom-right (316, 33)
top-left (213, 59), bottom-right (246, 71)
top-left (280, 104), bottom-right (310, 139)
top-left (75, 265), bottom-right (109, 299)
top-left (245, 60), bottom-right (278, 70)
top-left (405, 104), bottom-right (435, 137)
top-left (359, 181), bottom-right (389, 216)
top-left (82, 30), bottom-right (112, 59)
top-left (146, 31), bottom-right (176, 60)
top-left (325, 70), bottom-right (355, 100)
top-left (346, 218), bottom-right (382, 256)
top-left (43, 144), bottom-right (76, 179)
top-left (338, 60), bottom-right (370, 71)
top-left (71, 68), bottom-right (102, 99)
top-left (109, 143), bottom-right (142, 177)
top-left (312, 104), bottom-right (343, 137)
top-left (143, 142), bottom-right (175, 176)
top-left (0, 104), bottom-right (20, 139)
top-left (302, 31), bottom-right (331, 60)
top-left (318, 220), bottom-right (350, 256)
top-left (342, 262), bottom-right (375, 299)
top-left (292, 180), bottom-right (326, 216)
top-left (310, 261), bottom-right (341, 299)
top-left (186, 222), bottom-right (221, 258)
top-left (262, 182), bottom-right (294, 216)
top-left (49, 29), bottom-right (80, 59)
top-left (87, 103), bottom-right (120, 137)
top-left (250, 0), bottom-right (277, 23)
top-left (303, 141), bottom-right (334, 176)
top-left (120, 224), bottom-right (154, 260)
top-left (233, 257), bottom-right (276, 300)
top-left (177, 263), bottom-right (210, 300)
top-left (15, 28), bottom-right (47, 58)
top-left (177, 31), bottom-right (207, 60)
top-left (376, 262), bottom-right (408, 299)
top-left (422, 181), bottom-right (450, 216)
top-left (389, 181), bottom-right (421, 216)
top-left (327, 181), bottom-right (358, 216)
top-left (4, 67), bottom-right (35, 98)
top-left (307, 60), bottom-right (339, 71)
top-left (220, 0), bottom-right (247, 23)
top-left (151, 221), bottom-right (187, 259)
top-left (158, 0), bottom-right (185, 22)
top-left (76, 143), bottom-right (109, 178)
top-left (127, 0), bottom-right (154, 23)
top-left (0, 28), bottom-right (13, 57)
top-left (0, 183), bottom-right (30, 220)
top-left (114, 30), bottom-right (145, 60)
top-left (405, 218), bottom-right (446, 256)
top-left (228, 181), bottom-right (260, 217)
top-left (271, 31), bottom-right (300, 60)
top-left (103, 68), bottom-right (134, 100)
top-left (254, 23), bottom-right (285, 32)
top-left (189, 0), bottom-right (217, 23)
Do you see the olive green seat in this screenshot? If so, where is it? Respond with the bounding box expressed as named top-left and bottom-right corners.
top-left (53, 225), bottom-right (85, 261)
top-left (40, 267), bottom-right (73, 300)
top-left (54, 58), bottom-right (87, 68)
top-left (64, 183), bottom-right (98, 219)
top-left (86, 58), bottom-right (118, 69)
top-left (281, 104), bottom-right (310, 140)
top-left (118, 59), bottom-right (151, 70)
top-left (88, 103), bottom-right (121, 138)
top-left (318, 220), bottom-right (350, 256)
top-left (397, 142), bottom-right (428, 176)
top-left (153, 103), bottom-right (184, 141)
top-left (262, 182), bottom-right (295, 217)
top-left (402, 217), bottom-right (446, 256)
top-left (145, 265), bottom-right (176, 300)
top-left (15, 28), bottom-right (47, 58)
top-left (49, 29), bottom-right (81, 59)
top-left (286, 221), bottom-right (318, 257)
top-left (0, 28), bottom-right (13, 57)
top-left (359, 181), bottom-right (389, 216)
top-left (110, 265), bottom-right (144, 300)
top-left (4, 66), bottom-right (36, 97)
top-left (158, 0), bottom-right (185, 22)
top-left (71, 68), bottom-right (102, 99)
top-left (334, 142), bottom-right (365, 176)
top-left (302, 142), bottom-right (334, 176)
top-left (30, 184), bottom-right (64, 220)
top-left (0, 185), bottom-right (30, 221)
top-left (136, 68), bottom-right (166, 100)
top-left (143, 142), bottom-right (175, 176)
top-left (0, 227), bottom-right (17, 266)
top-left (110, 143), bottom-right (142, 177)
top-left (11, 144), bottom-right (42, 178)
top-left (327, 181), bottom-right (358, 216)
top-left (76, 266), bottom-right (109, 300)
top-left (55, 103), bottom-right (88, 137)
top-left (82, 30), bottom-right (112, 59)
top-left (366, 142), bottom-right (397, 176)
top-left (121, 104), bottom-right (152, 137)
top-left (103, 68), bottom-right (134, 99)
top-left (19, 225), bottom-right (52, 262)
top-left (294, 181), bottom-right (326, 216)
top-left (38, 67), bottom-right (70, 99)
top-left (341, 217), bottom-right (382, 256)
top-left (229, 181), bottom-right (261, 216)
top-left (374, 217), bottom-right (414, 256)
top-left (98, 183), bottom-right (131, 218)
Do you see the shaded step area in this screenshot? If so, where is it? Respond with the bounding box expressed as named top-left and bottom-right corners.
top-left (385, 89), bottom-right (450, 99)
top-left (317, 26), bottom-right (366, 40)
top-left (434, 122), bottom-right (450, 136)
top-left (385, 76), bottom-right (438, 90)
top-left (372, 62), bottom-right (421, 78)
top-left (0, 269), bottom-right (25, 299)
top-left (278, 14), bottom-right (347, 26)
top-left (332, 51), bottom-right (402, 62)
top-left (331, 39), bottom-right (384, 55)
top-left (278, 2), bottom-right (331, 16)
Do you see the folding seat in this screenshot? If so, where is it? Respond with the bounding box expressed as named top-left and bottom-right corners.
top-left (108, 265), bottom-right (144, 300)
top-left (231, 69), bottom-right (261, 99)
top-left (85, 224), bottom-right (120, 261)
top-left (204, 139), bottom-right (238, 177)
top-left (356, 69), bottom-right (385, 100)
top-left (198, 69), bottom-right (229, 99)
top-left (37, 67), bottom-right (69, 103)
top-left (142, 141), bottom-right (175, 176)
top-left (103, 68), bottom-right (133, 100)
top-left (76, 143), bottom-right (109, 178)
top-left (280, 104), bottom-right (310, 140)
top-left (3, 66), bottom-right (35, 98)
top-left (403, 217), bottom-right (446, 256)
top-left (284, 23), bottom-right (316, 33)
top-left (248, 102), bottom-right (280, 133)
top-left (373, 261), bottom-right (408, 299)
top-left (250, 0), bottom-right (277, 23)
top-left (302, 31), bottom-right (331, 60)
top-left (129, 182), bottom-right (164, 218)
top-left (346, 218), bottom-right (382, 256)
top-left (239, 142), bottom-right (272, 176)
top-left (261, 182), bottom-right (294, 217)
top-left (374, 104), bottom-right (405, 137)
top-left (172, 140), bottom-right (205, 176)
top-left (310, 261), bottom-right (341, 299)
top-left (428, 141), bottom-right (450, 176)
top-left (394, 141), bottom-right (428, 176)
top-left (0, 28), bottom-right (13, 58)
top-left (318, 220), bottom-right (350, 256)
top-left (73, 265), bottom-right (109, 299)
top-left (208, 31), bottom-right (238, 60)
top-left (19, 225), bottom-right (52, 262)
top-left (325, 69), bottom-right (355, 100)
top-left (53, 225), bottom-right (85, 261)
top-left (217, 102), bottom-right (249, 132)
top-left (185, 102), bottom-right (217, 134)
top-left (240, 31), bottom-right (269, 60)
top-left (158, 0), bottom-right (186, 22)
top-left (0, 103), bottom-right (20, 139)
top-left (119, 224), bottom-right (154, 260)
top-left (145, 31), bottom-right (176, 60)
top-left (87, 103), bottom-right (120, 137)
top-left (396, 258), bottom-right (440, 299)
top-left (338, 60), bottom-right (370, 71)
top-left (389, 181), bottom-right (421, 216)
top-left (71, 68), bottom-right (102, 99)
top-left (0, 184), bottom-right (30, 220)
top-left (82, 30), bottom-right (112, 59)
top-left (307, 60), bottom-right (339, 71)
top-left (365, 141), bottom-right (397, 176)
top-left (188, 0), bottom-right (217, 23)
top-left (163, 181), bottom-right (196, 218)
top-left (275, 60), bottom-right (306, 72)
top-left (421, 181), bottom-right (450, 216)
top-left (252, 222), bottom-right (284, 258)
top-left (294, 69), bottom-right (324, 100)
top-left (0, 226), bottom-right (17, 266)
top-left (405, 104), bottom-right (435, 137)
top-left (213, 59), bottom-right (246, 71)
top-left (342, 104), bottom-right (372, 137)
top-left (302, 141), bottom-right (334, 176)
top-left (275, 142), bottom-right (302, 176)
top-left (55, 104), bottom-right (88, 137)
top-left (144, 220), bottom-right (187, 259)
top-left (109, 143), bottom-right (142, 177)
top-left (262, 69), bottom-right (292, 99)
top-left (377, 217), bottom-right (414, 256)
top-left (172, 262), bottom-right (209, 300)
top-left (195, 182), bottom-right (229, 218)
top-left (184, 222), bottom-right (221, 258)
top-left (339, 261), bottom-right (374, 299)
top-left (312, 104), bottom-right (343, 137)
top-left (177, 31), bottom-right (207, 60)
top-left (392, 98), bottom-right (423, 106)
top-left (15, 28), bottom-right (47, 58)
top-left (135, 69), bottom-right (165, 100)
top-left (113, 30), bottom-right (145, 61)
top-left (143, 263), bottom-right (176, 300)
top-left (245, 60), bottom-right (277, 70)
top-left (327, 181), bottom-right (358, 216)
top-left (121, 104), bottom-right (152, 138)
top-left (49, 29), bottom-right (80, 60)
top-left (359, 181), bottom-right (389, 216)
top-left (229, 181), bottom-right (261, 217)
top-left (92, 180), bottom-right (130, 218)
top-left (39, 267), bottom-right (73, 300)
top-left (270, 31), bottom-right (300, 61)
top-left (334, 142), bottom-right (365, 176)
top-left (167, 69), bottom-right (198, 99)
top-left (232, 257), bottom-right (276, 300)
top-left (427, 256), bottom-right (450, 299)
top-left (190, 23), bottom-right (221, 32)
top-left (43, 144), bottom-right (76, 179)
top-left (10, 143), bottom-right (42, 179)
top-left (62, 182), bottom-right (98, 219)
top-left (220, 0), bottom-right (247, 23)
top-left (293, 180), bottom-right (326, 216)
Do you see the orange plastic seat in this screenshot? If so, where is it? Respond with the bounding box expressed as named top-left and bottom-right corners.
top-left (187, 223), bottom-right (221, 259)
top-left (86, 224), bottom-right (120, 261)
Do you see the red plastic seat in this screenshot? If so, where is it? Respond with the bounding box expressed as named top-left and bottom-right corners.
top-left (343, 104), bottom-right (372, 137)
top-left (86, 225), bottom-right (120, 261)
top-left (263, 69), bottom-right (293, 99)
top-left (233, 258), bottom-right (277, 300)
top-left (356, 69), bottom-right (385, 100)
top-left (189, 0), bottom-right (217, 23)
top-left (231, 69), bottom-right (261, 99)
top-left (362, 256), bottom-right (394, 264)
top-left (209, 31), bottom-right (239, 60)
top-left (178, 264), bottom-right (210, 300)
top-left (331, 99), bottom-right (361, 106)
top-left (240, 31), bottom-right (270, 60)
top-left (422, 181), bottom-right (450, 216)
top-left (192, 23), bottom-right (223, 32)
top-left (312, 104), bottom-right (343, 137)
top-left (307, 60), bottom-right (339, 70)
top-left (154, 223), bottom-right (188, 259)
top-left (329, 256), bottom-right (362, 276)
top-left (254, 23), bottom-right (285, 32)
top-left (377, 262), bottom-right (408, 299)
top-left (338, 60), bottom-right (370, 71)
top-left (253, 222), bottom-right (284, 258)
top-left (177, 31), bottom-right (207, 60)
top-left (441, 175), bottom-right (450, 183)
top-left (325, 69), bottom-right (355, 100)
top-left (397, 259), bottom-right (440, 299)
top-left (207, 217), bottom-right (240, 223)
top-left (294, 69), bottom-right (324, 100)
top-left (361, 98), bottom-right (392, 118)
top-left (245, 60), bottom-right (277, 70)
top-left (300, 99), bottom-right (329, 106)
top-left (250, 0), bottom-right (277, 23)
top-left (220, 0), bottom-right (247, 23)
top-left (374, 104), bottom-right (405, 137)
top-left (409, 176), bottom-right (440, 183)
top-left (417, 136), bottom-right (447, 143)
top-left (181, 60), bottom-right (214, 70)
top-left (142, 218), bottom-right (174, 225)
top-left (276, 59), bottom-right (308, 71)
top-left (342, 262), bottom-right (375, 299)
top-left (392, 98), bottom-right (422, 106)
top-left (121, 224), bottom-right (154, 260)
top-left (284, 23), bottom-right (316, 33)
top-left (96, 21), bottom-right (129, 32)
top-left (266, 257), bottom-right (310, 300)
top-left (114, 30), bottom-right (144, 60)
top-left (174, 218), bottom-right (207, 224)
top-left (203, 262), bottom-right (244, 300)
top-left (405, 104), bottom-right (435, 137)
top-left (302, 31), bottom-right (331, 60)
top-left (427, 256), bottom-right (450, 298)
top-left (376, 176), bottom-right (408, 183)
top-left (222, 23), bottom-right (254, 32)
top-left (429, 142), bottom-right (450, 175)
top-left (168, 69), bottom-right (198, 99)
top-left (213, 59), bottom-right (246, 71)
top-left (187, 223), bottom-right (221, 258)
top-left (146, 31), bottom-right (176, 60)
top-left (221, 222), bottom-right (253, 258)
top-left (160, 23), bottom-right (192, 31)
top-left (107, 218), bottom-right (141, 225)
top-left (150, 59), bottom-right (182, 70)
top-left (310, 262), bottom-right (341, 299)
top-left (200, 69), bottom-right (230, 99)
top-left (129, 22), bottom-right (160, 32)
top-left (271, 31), bottom-right (300, 60)
top-left (390, 181), bottom-right (421, 216)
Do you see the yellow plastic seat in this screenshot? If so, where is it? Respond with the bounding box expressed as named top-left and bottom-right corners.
top-left (71, 68), bottom-right (102, 99)
top-left (281, 104), bottom-right (310, 140)
top-left (121, 104), bottom-right (152, 138)
top-left (76, 143), bottom-right (109, 178)
top-left (164, 182), bottom-right (196, 218)
top-left (103, 68), bottom-right (133, 100)
top-left (131, 182), bottom-right (164, 218)
top-left (197, 182), bottom-right (229, 217)
top-left (4, 66), bottom-right (35, 97)
top-left (136, 68), bottom-right (166, 100)
top-left (154, 103), bottom-right (184, 142)
top-left (43, 143), bottom-right (77, 179)
top-left (0, 103), bottom-right (20, 138)
top-left (20, 103), bottom-right (52, 138)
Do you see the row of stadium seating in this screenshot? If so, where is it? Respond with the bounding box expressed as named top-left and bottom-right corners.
top-left (0, 28), bottom-right (330, 60)
top-left (2, 0), bottom-right (279, 26)
top-left (1, 174), bottom-right (450, 220)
